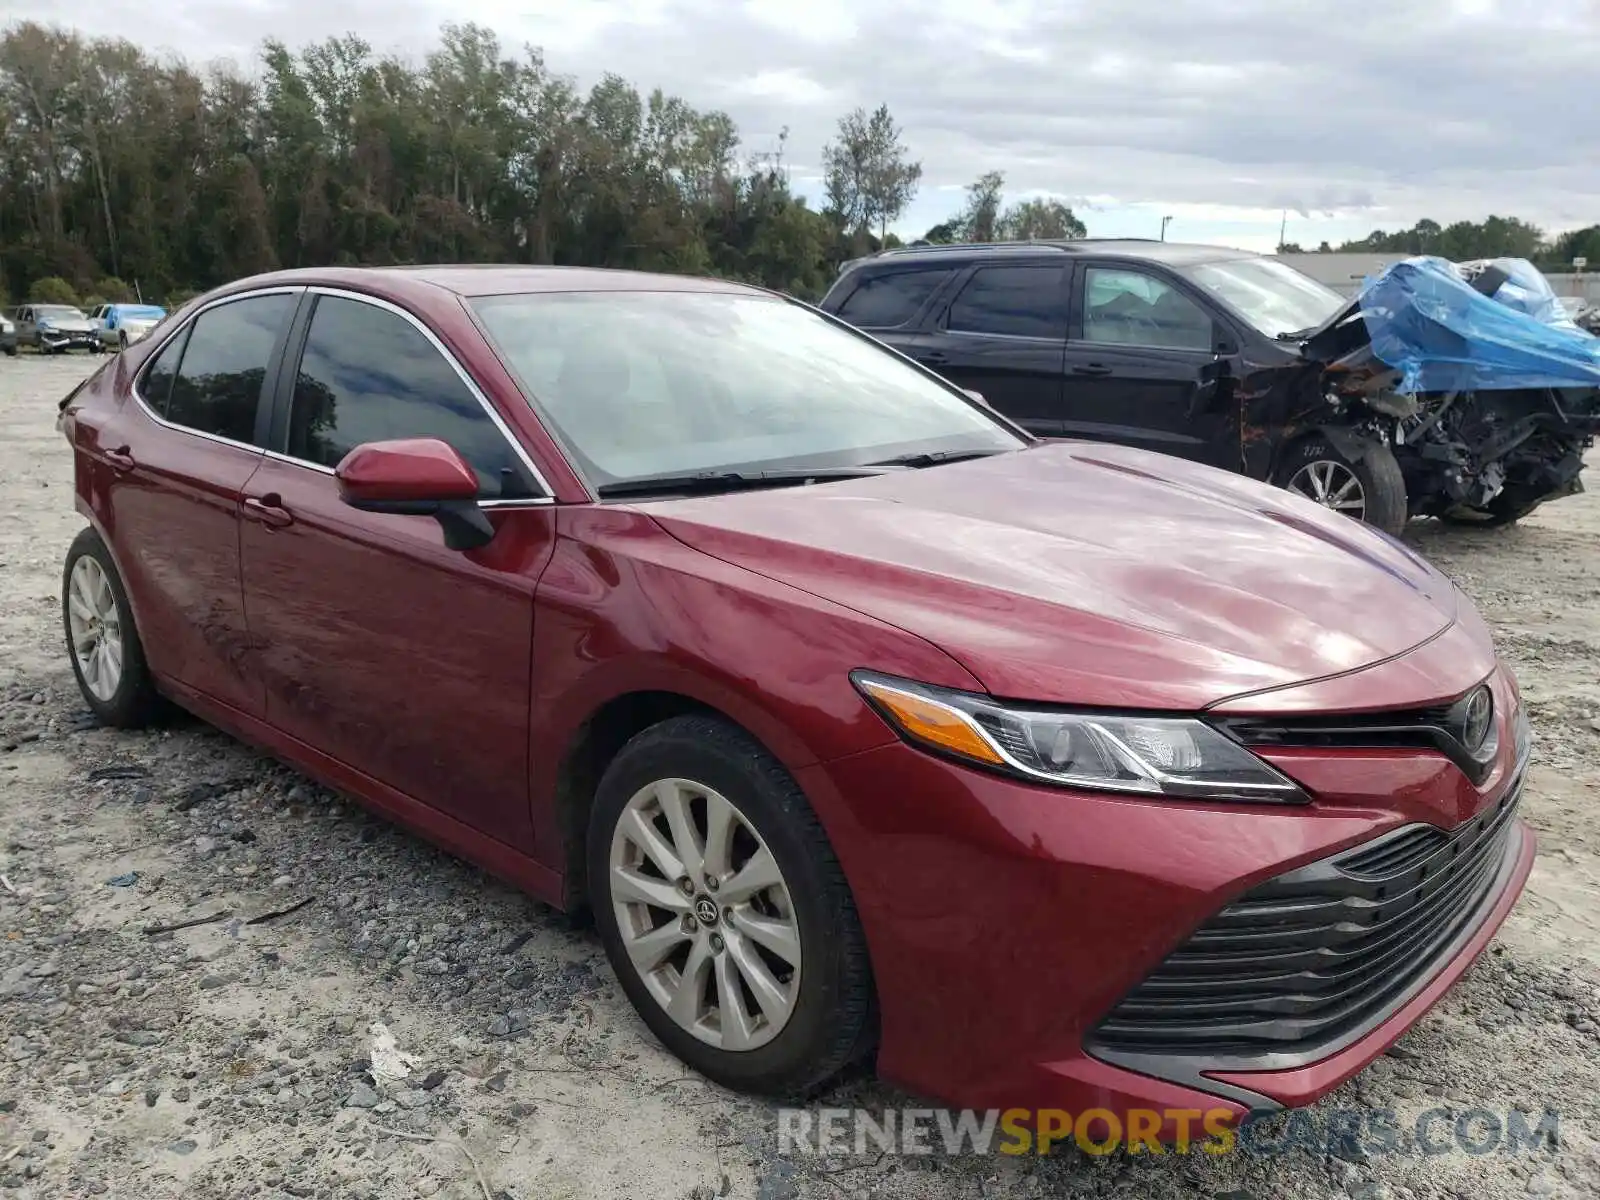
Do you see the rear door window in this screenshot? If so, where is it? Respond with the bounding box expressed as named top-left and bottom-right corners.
top-left (835, 268), bottom-right (952, 328)
top-left (946, 266), bottom-right (1069, 339)
top-left (161, 294), bottom-right (296, 444)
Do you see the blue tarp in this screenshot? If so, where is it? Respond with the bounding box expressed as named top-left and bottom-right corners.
top-left (1357, 256), bottom-right (1600, 394)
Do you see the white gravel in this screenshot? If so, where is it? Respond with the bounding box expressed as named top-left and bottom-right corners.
top-left (1, 354), bottom-right (1597, 1199)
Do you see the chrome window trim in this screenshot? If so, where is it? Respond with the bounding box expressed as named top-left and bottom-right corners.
top-left (129, 284), bottom-right (557, 507)
top-left (129, 286), bottom-right (304, 457)
top-left (301, 286), bottom-right (555, 500)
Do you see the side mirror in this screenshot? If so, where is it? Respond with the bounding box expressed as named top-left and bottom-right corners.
top-left (335, 437), bottom-right (495, 551)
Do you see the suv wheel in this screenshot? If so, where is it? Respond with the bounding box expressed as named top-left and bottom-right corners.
top-left (1275, 434), bottom-right (1407, 535)
top-left (588, 715), bottom-right (875, 1097)
top-left (62, 527), bottom-right (164, 728)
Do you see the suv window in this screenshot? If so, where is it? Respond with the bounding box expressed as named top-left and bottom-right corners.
top-left (946, 266), bottom-right (1068, 339)
top-left (1083, 268), bottom-right (1214, 351)
top-left (835, 268), bottom-right (951, 328)
top-left (162, 294), bottom-right (295, 443)
top-left (286, 295), bottom-right (537, 499)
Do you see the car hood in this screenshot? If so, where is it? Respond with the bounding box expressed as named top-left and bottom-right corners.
top-left (40, 318), bottom-right (94, 333)
top-left (639, 443), bottom-right (1461, 710)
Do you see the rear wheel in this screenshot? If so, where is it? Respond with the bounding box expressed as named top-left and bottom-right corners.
top-left (587, 715), bottom-right (875, 1097)
top-left (1274, 434), bottom-right (1407, 535)
top-left (62, 527), bottom-right (163, 728)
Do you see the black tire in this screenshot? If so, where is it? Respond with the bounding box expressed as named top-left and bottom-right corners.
top-left (118, 332), bottom-right (128, 350)
top-left (62, 527), bottom-right (164, 728)
top-left (1273, 434), bottom-right (1408, 536)
top-left (2, 344), bottom-right (15, 357)
top-left (587, 715), bottom-right (875, 1098)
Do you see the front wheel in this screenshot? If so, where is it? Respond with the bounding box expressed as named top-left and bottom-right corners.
top-left (1274, 434), bottom-right (1408, 535)
top-left (587, 715), bottom-right (875, 1098)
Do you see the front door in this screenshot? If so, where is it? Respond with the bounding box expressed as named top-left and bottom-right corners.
top-left (908, 264), bottom-right (1069, 436)
top-left (238, 291), bottom-right (556, 849)
top-left (1060, 264), bottom-right (1240, 469)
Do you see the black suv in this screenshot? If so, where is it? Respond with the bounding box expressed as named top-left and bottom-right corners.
top-left (818, 239), bottom-right (1412, 533)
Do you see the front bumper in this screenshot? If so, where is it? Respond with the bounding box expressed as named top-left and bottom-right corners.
top-left (799, 689), bottom-right (1534, 1125)
top-left (38, 329), bottom-right (98, 351)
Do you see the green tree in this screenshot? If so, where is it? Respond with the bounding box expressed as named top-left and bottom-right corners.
top-left (1000, 197), bottom-right (1085, 241)
top-left (28, 274), bottom-right (77, 304)
top-left (822, 104), bottom-right (922, 241)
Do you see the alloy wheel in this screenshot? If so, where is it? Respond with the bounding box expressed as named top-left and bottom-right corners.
top-left (1286, 458), bottom-right (1366, 518)
top-left (67, 556), bottom-right (123, 702)
top-left (607, 777), bottom-right (802, 1051)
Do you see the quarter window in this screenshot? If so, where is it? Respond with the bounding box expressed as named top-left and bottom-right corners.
top-left (139, 326), bottom-right (190, 415)
top-left (946, 266), bottom-right (1069, 339)
top-left (835, 268), bottom-right (952, 328)
top-left (1082, 268), bottom-right (1214, 351)
top-left (286, 295), bottom-right (537, 499)
top-left (159, 294), bottom-right (296, 443)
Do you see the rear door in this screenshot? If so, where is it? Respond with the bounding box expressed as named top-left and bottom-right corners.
top-left (87, 289), bottom-right (302, 716)
top-left (1060, 263), bottom-right (1240, 468)
top-left (825, 264), bottom-right (959, 361)
top-left (913, 263), bottom-right (1070, 436)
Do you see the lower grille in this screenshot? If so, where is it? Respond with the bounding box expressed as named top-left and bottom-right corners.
top-left (1089, 773), bottom-right (1523, 1060)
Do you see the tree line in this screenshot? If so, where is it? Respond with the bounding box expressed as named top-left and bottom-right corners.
top-left (3, 19), bottom-right (1593, 314)
top-left (1283, 216), bottom-right (1600, 269)
top-left (0, 20), bottom-right (1086, 310)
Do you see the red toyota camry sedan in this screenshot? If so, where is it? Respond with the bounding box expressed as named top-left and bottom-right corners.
top-left (57, 266), bottom-right (1534, 1127)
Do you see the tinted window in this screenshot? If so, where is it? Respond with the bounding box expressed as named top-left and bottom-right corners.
top-left (286, 295), bottom-right (536, 498)
top-left (164, 295), bottom-right (294, 443)
top-left (946, 266), bottom-right (1068, 339)
top-left (1083, 268), bottom-right (1214, 351)
top-left (139, 326), bottom-right (191, 416)
top-left (835, 268), bottom-right (951, 328)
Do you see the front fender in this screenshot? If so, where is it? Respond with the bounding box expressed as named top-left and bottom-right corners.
top-left (1314, 422), bottom-right (1390, 465)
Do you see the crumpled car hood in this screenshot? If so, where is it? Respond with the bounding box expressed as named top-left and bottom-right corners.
top-left (639, 443), bottom-right (1461, 710)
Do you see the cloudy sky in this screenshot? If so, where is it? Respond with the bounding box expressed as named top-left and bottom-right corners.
top-left (55, 0), bottom-right (1600, 252)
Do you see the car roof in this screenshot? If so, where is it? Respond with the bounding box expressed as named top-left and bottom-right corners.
top-left (850, 239), bottom-right (1258, 271)
top-left (206, 264), bottom-right (772, 304)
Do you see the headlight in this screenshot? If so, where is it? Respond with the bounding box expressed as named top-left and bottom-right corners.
top-left (852, 671), bottom-right (1309, 804)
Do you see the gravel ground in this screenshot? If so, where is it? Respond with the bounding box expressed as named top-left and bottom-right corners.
top-left (1, 354), bottom-right (1597, 1200)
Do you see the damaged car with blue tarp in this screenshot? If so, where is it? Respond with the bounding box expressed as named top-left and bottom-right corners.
top-left (1294, 254), bottom-right (1600, 530)
top-left (823, 241), bottom-right (1600, 535)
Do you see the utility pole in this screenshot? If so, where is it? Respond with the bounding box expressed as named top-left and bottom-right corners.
top-left (1278, 210), bottom-right (1288, 251)
top-left (1160, 215), bottom-right (1173, 242)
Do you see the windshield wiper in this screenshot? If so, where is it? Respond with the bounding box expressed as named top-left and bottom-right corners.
top-left (865, 448), bottom-right (1006, 469)
top-left (596, 467), bottom-right (887, 498)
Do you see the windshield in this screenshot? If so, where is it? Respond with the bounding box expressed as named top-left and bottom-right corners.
top-left (1182, 258), bottom-right (1346, 339)
top-left (35, 305), bottom-right (86, 320)
top-left (471, 291), bottom-right (1024, 490)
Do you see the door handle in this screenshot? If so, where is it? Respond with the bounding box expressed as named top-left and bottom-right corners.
top-left (1071, 363), bottom-right (1113, 377)
top-left (243, 495), bottom-right (294, 529)
top-left (920, 351), bottom-right (950, 366)
top-left (103, 445), bottom-right (135, 472)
